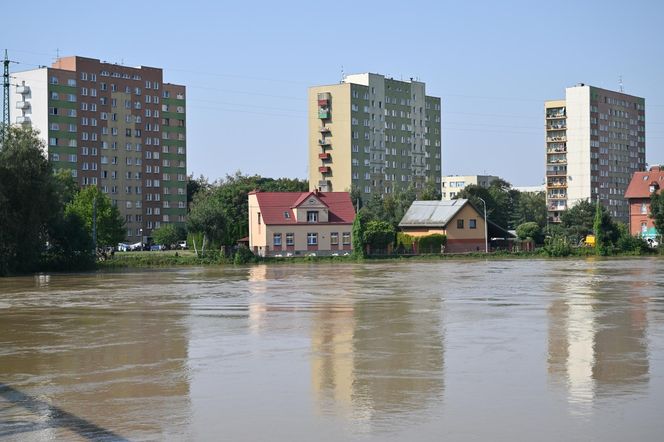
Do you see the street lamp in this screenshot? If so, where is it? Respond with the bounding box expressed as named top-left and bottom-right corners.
top-left (477, 197), bottom-right (488, 253)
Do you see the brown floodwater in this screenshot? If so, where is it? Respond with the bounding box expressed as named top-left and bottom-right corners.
top-left (1, 258), bottom-right (663, 441)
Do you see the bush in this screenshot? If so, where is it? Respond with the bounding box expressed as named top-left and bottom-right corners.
top-left (614, 224), bottom-right (650, 255)
top-left (516, 222), bottom-right (544, 244)
top-left (542, 235), bottom-right (572, 257)
top-left (396, 232), bottom-right (415, 253)
top-left (234, 246), bottom-right (256, 265)
top-left (416, 234), bottom-right (447, 254)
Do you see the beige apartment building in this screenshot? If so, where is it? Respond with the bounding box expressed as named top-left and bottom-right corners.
top-left (441, 175), bottom-right (499, 200)
top-left (545, 84), bottom-right (645, 223)
top-left (10, 56), bottom-right (187, 242)
top-left (308, 73), bottom-right (441, 201)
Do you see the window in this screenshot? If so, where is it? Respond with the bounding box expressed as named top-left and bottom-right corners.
top-left (641, 203), bottom-right (648, 214)
top-left (469, 219), bottom-right (477, 229)
top-left (330, 232), bottom-right (339, 245)
top-left (273, 233), bottom-right (282, 246)
top-left (342, 232), bottom-right (351, 245)
top-left (257, 212), bottom-right (261, 225)
top-left (307, 211), bottom-right (318, 223)
top-left (457, 219), bottom-right (464, 229)
top-left (286, 233), bottom-right (294, 246)
top-left (307, 233), bottom-right (318, 245)
top-left (284, 211), bottom-right (290, 219)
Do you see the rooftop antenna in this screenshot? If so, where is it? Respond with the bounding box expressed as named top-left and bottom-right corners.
top-left (340, 65), bottom-right (345, 83)
top-left (619, 75), bottom-right (624, 93)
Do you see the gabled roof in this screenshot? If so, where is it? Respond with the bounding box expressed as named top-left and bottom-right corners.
top-left (399, 199), bottom-right (474, 227)
top-left (253, 191), bottom-right (355, 225)
top-left (625, 166), bottom-right (664, 199)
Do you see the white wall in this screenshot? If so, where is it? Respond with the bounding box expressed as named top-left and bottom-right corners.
top-left (565, 85), bottom-right (592, 207)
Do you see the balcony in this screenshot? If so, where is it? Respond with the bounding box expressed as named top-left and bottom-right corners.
top-left (318, 152), bottom-right (331, 160)
top-left (16, 85), bottom-right (30, 95)
top-left (318, 179), bottom-right (331, 191)
top-left (318, 139), bottom-right (331, 146)
top-left (546, 170), bottom-right (567, 176)
top-left (548, 204), bottom-right (567, 211)
top-left (547, 147), bottom-right (567, 154)
top-left (15, 101), bottom-right (30, 110)
top-left (317, 93), bottom-right (331, 106)
top-left (318, 109), bottom-right (330, 119)
top-left (546, 136), bottom-right (567, 142)
top-left (547, 158), bottom-right (567, 165)
top-left (546, 124), bottom-right (567, 130)
top-left (15, 116), bottom-right (31, 125)
top-left (318, 166), bottom-right (331, 174)
top-left (547, 194), bottom-right (566, 199)
top-left (319, 126), bottom-right (330, 133)
top-left (547, 181), bottom-right (567, 188)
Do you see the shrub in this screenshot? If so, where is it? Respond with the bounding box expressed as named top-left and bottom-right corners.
top-left (234, 246), bottom-right (256, 265)
top-left (542, 235), bottom-right (572, 257)
top-left (516, 222), bottom-right (544, 244)
top-left (416, 234), bottom-right (447, 254)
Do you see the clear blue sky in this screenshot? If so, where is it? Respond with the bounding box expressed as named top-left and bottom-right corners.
top-left (3, 0), bottom-right (663, 186)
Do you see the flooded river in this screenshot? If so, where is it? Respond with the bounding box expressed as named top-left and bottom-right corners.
top-left (1, 258), bottom-right (664, 441)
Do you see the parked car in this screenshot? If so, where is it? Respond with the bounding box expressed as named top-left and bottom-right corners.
top-left (118, 242), bottom-right (143, 252)
top-left (177, 240), bottom-right (188, 250)
top-left (150, 244), bottom-right (165, 251)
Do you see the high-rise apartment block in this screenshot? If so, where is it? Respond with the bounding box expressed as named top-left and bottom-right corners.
top-left (545, 84), bottom-right (645, 223)
top-left (308, 73), bottom-right (441, 200)
top-left (10, 56), bottom-right (187, 242)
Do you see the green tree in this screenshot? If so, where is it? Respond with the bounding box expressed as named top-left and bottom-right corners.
top-left (65, 186), bottom-right (126, 248)
top-left (512, 191), bottom-right (547, 229)
top-left (42, 212), bottom-right (95, 271)
top-left (152, 224), bottom-right (180, 248)
top-left (351, 211), bottom-right (366, 258)
top-left (362, 220), bottom-right (395, 253)
top-left (187, 190), bottom-right (226, 256)
top-left (560, 199), bottom-right (596, 243)
top-left (516, 222), bottom-right (544, 244)
top-left (419, 180), bottom-right (441, 201)
top-left (650, 191), bottom-right (664, 238)
top-left (0, 127), bottom-right (61, 274)
top-left (593, 200), bottom-right (608, 255)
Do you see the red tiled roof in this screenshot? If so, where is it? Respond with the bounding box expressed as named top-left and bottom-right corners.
top-left (624, 166), bottom-right (664, 199)
top-left (254, 191), bottom-right (355, 225)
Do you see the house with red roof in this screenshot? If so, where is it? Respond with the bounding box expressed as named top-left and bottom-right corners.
top-left (624, 165), bottom-right (664, 239)
top-left (247, 190), bottom-right (355, 257)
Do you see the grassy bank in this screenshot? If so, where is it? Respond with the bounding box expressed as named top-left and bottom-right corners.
top-left (96, 246), bottom-right (662, 269)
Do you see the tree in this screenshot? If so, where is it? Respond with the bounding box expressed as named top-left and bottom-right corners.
top-left (351, 211), bottom-right (366, 258)
top-left (419, 180), bottom-right (441, 201)
top-left (650, 191), bottom-right (664, 238)
top-left (65, 186), bottom-right (126, 248)
top-left (560, 199), bottom-right (595, 243)
top-left (152, 224), bottom-right (180, 248)
top-left (593, 200), bottom-right (608, 255)
top-left (512, 191), bottom-right (547, 229)
top-left (362, 220), bottom-right (395, 253)
top-left (187, 190), bottom-right (226, 256)
top-left (516, 222), bottom-right (544, 244)
top-left (0, 127), bottom-right (61, 274)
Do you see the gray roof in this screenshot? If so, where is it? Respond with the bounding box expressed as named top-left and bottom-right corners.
top-left (399, 199), bottom-right (471, 227)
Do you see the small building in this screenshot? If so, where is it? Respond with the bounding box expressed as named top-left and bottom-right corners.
top-left (441, 175), bottom-right (499, 200)
top-left (399, 199), bottom-right (488, 253)
top-left (624, 165), bottom-right (664, 239)
top-left (248, 190), bottom-right (355, 257)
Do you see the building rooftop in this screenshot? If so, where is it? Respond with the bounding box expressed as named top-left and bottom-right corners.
top-left (250, 191), bottom-right (355, 225)
top-left (399, 199), bottom-right (471, 227)
top-left (624, 166), bottom-right (664, 199)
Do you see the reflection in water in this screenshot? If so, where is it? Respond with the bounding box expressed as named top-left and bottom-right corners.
top-left (548, 261), bottom-right (649, 413)
top-left (0, 272), bottom-right (191, 440)
top-left (310, 267), bottom-right (444, 426)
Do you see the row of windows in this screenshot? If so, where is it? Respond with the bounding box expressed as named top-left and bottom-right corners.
top-left (273, 232), bottom-right (350, 246)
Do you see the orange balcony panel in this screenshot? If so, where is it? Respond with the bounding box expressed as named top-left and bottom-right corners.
top-left (319, 166), bottom-right (331, 174)
top-left (319, 152), bottom-right (330, 160)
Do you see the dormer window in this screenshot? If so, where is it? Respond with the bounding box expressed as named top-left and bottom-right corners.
top-left (307, 211), bottom-right (318, 223)
top-left (284, 211), bottom-right (290, 219)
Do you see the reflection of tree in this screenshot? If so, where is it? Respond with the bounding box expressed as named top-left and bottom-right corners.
top-left (548, 262), bottom-right (649, 408)
top-left (310, 270), bottom-right (444, 422)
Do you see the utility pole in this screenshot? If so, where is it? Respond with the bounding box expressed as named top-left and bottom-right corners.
top-left (2, 49), bottom-right (10, 143)
top-left (92, 195), bottom-right (98, 253)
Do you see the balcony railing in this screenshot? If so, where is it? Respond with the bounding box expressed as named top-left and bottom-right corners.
top-left (546, 124), bottom-right (567, 130)
top-left (15, 116), bottom-right (31, 125)
top-left (16, 85), bottom-right (30, 94)
top-left (318, 152), bottom-right (330, 160)
top-left (318, 109), bottom-right (330, 119)
top-left (546, 170), bottom-right (567, 176)
top-left (547, 194), bottom-right (567, 199)
top-left (548, 204), bottom-right (567, 211)
top-left (546, 136), bottom-right (567, 142)
top-left (318, 139), bottom-right (331, 146)
top-left (318, 166), bottom-right (331, 174)
top-left (15, 101), bottom-right (30, 110)
top-left (319, 126), bottom-right (330, 133)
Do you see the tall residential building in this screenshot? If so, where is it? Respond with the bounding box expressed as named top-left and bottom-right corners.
top-left (441, 174), bottom-right (499, 200)
top-left (308, 73), bottom-right (441, 200)
top-left (545, 84), bottom-right (645, 223)
top-left (10, 56), bottom-right (187, 242)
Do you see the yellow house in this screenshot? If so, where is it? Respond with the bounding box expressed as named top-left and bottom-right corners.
top-left (248, 190), bottom-right (355, 257)
top-left (399, 199), bottom-right (488, 253)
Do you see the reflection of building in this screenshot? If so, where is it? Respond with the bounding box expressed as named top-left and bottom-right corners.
top-left (310, 284), bottom-right (444, 421)
top-left (624, 165), bottom-right (664, 238)
top-left (548, 265), bottom-right (649, 409)
top-left (545, 84), bottom-right (646, 224)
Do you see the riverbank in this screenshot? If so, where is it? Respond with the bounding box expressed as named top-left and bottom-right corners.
top-left (96, 247), bottom-right (661, 269)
